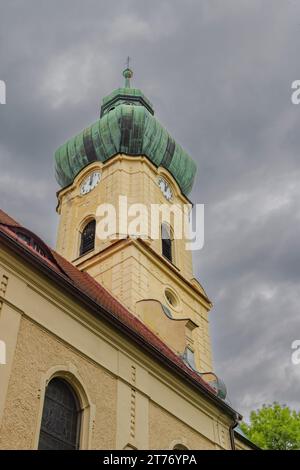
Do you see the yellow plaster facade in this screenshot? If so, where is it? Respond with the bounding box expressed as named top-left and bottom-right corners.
top-left (0, 244), bottom-right (235, 450)
top-left (56, 155), bottom-right (212, 372)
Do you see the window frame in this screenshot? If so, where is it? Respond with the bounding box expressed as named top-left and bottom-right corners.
top-left (38, 377), bottom-right (81, 450)
top-left (161, 223), bottom-right (174, 264)
top-left (34, 367), bottom-right (95, 450)
top-left (79, 219), bottom-right (96, 256)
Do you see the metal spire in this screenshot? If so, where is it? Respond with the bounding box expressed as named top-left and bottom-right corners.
top-left (122, 56), bottom-right (133, 88)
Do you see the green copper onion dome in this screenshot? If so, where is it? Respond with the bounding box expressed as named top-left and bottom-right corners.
top-left (55, 67), bottom-right (197, 196)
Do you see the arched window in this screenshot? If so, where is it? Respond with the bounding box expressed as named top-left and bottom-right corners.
top-left (38, 378), bottom-right (81, 450)
top-left (161, 223), bottom-right (173, 263)
top-left (80, 220), bottom-right (96, 256)
top-left (173, 444), bottom-right (189, 450)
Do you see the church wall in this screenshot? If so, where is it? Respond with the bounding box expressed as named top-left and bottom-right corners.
top-left (57, 155), bottom-right (212, 373)
top-left (0, 246), bottom-right (233, 450)
top-left (57, 155), bottom-right (194, 280)
top-left (0, 316), bottom-right (117, 450)
top-left (86, 241), bottom-right (213, 372)
top-left (149, 402), bottom-right (216, 450)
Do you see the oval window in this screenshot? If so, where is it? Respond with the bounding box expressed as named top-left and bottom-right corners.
top-left (164, 288), bottom-right (179, 309)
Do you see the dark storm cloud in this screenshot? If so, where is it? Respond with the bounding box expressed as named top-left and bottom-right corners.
top-left (1, 0), bottom-right (300, 420)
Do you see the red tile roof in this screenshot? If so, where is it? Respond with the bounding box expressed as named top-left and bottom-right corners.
top-left (0, 208), bottom-right (239, 417)
top-left (0, 210), bottom-right (20, 226)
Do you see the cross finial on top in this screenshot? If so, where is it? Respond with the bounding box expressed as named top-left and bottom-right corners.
top-left (122, 56), bottom-right (133, 88)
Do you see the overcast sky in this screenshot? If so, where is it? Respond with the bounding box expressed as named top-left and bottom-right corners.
top-left (1, 0), bottom-right (300, 421)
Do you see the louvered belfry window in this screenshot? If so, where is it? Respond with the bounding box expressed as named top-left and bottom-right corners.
top-left (80, 220), bottom-right (96, 255)
top-left (161, 223), bottom-right (173, 263)
top-left (38, 378), bottom-right (80, 450)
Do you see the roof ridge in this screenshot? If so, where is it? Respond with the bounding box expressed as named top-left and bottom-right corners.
top-left (0, 209), bottom-right (21, 227)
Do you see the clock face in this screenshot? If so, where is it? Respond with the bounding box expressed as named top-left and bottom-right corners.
top-left (157, 177), bottom-right (173, 201)
top-left (80, 171), bottom-right (101, 195)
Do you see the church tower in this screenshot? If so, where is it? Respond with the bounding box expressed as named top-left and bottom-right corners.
top-left (55, 67), bottom-right (214, 378)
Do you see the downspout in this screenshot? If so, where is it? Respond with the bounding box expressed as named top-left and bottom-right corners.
top-left (229, 413), bottom-right (240, 450)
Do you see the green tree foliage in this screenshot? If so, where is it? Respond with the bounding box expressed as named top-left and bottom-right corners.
top-left (240, 403), bottom-right (300, 450)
